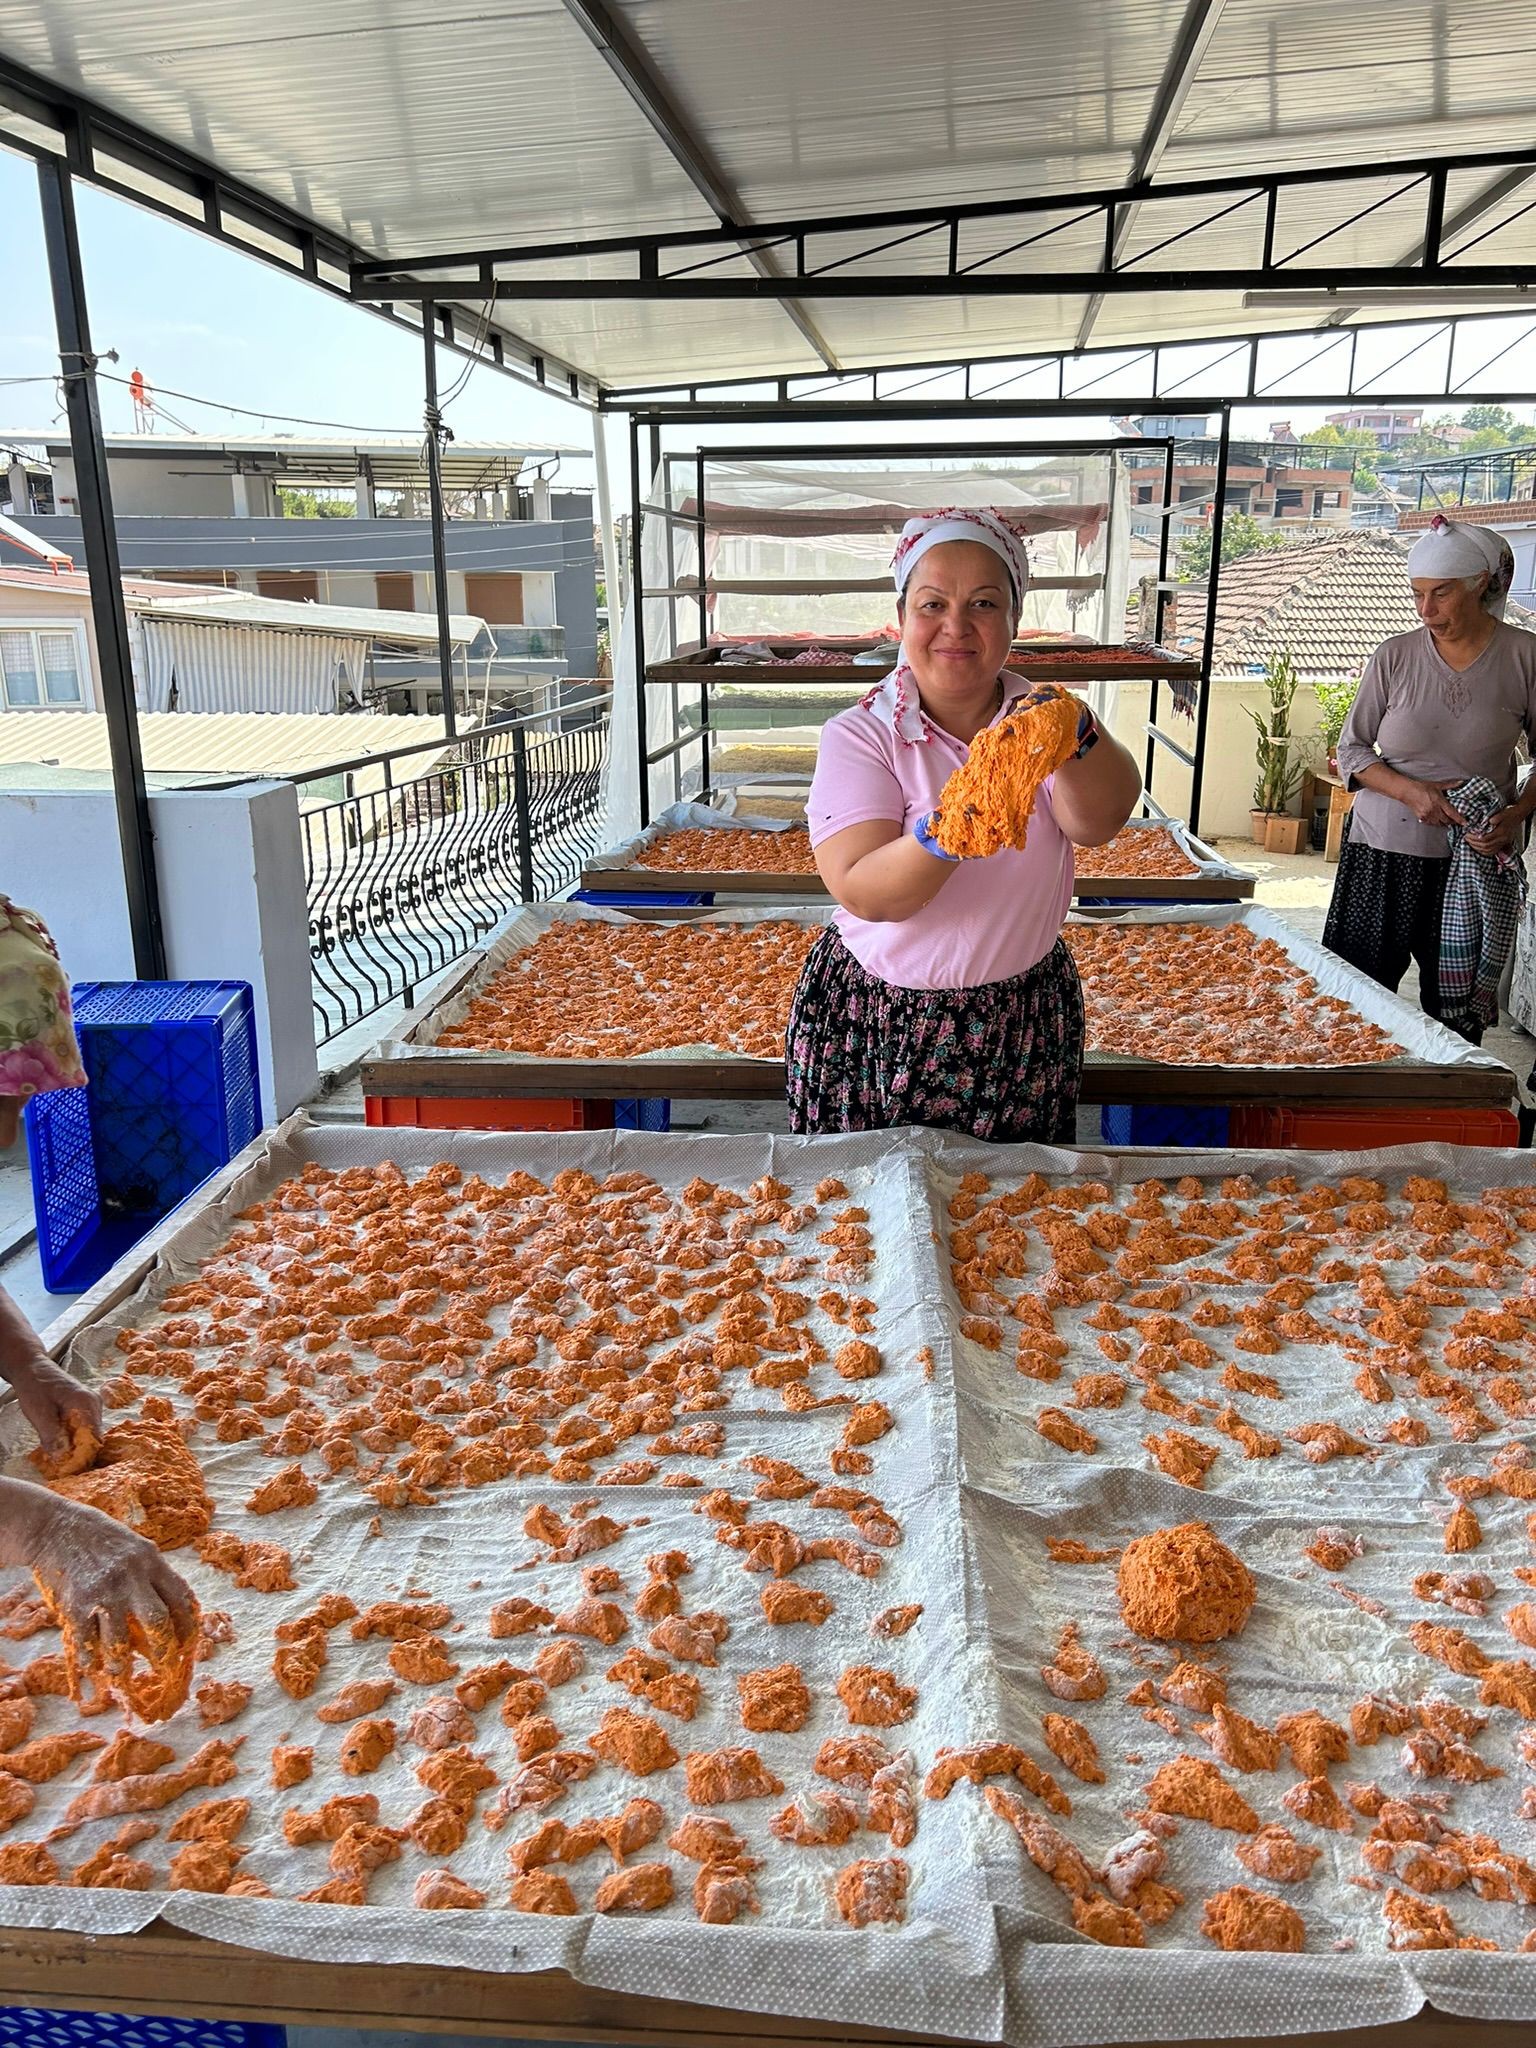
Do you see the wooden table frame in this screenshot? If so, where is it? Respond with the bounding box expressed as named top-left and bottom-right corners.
top-left (363, 956), bottom-right (1513, 1110)
top-left (0, 1925), bottom-right (1528, 2048)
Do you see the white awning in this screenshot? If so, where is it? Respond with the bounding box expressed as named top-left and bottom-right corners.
top-left (128, 591), bottom-right (488, 647)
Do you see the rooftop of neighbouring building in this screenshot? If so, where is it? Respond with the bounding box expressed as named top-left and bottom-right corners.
top-left (1173, 529), bottom-right (1536, 678)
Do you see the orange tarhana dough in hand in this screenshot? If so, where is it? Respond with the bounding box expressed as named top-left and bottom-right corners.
top-left (928, 688), bottom-right (1082, 859)
top-left (1117, 1522), bottom-right (1255, 1643)
top-left (30, 1413), bottom-right (103, 1481)
top-left (46, 1421), bottom-right (212, 1550)
top-left (33, 1580), bottom-right (200, 1725)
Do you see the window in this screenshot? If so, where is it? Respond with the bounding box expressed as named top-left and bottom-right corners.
top-left (256, 571), bottom-right (320, 601)
top-left (464, 573), bottom-right (524, 624)
top-left (0, 625), bottom-right (88, 709)
top-left (375, 573), bottom-right (415, 610)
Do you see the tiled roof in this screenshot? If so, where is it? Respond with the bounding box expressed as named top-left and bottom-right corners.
top-left (1170, 530), bottom-right (1536, 679)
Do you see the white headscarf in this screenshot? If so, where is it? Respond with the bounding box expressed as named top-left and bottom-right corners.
top-left (1406, 514), bottom-right (1515, 620)
top-left (891, 508), bottom-right (1031, 611)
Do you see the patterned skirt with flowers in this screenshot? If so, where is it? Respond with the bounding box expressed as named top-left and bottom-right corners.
top-left (785, 927), bottom-right (1084, 1143)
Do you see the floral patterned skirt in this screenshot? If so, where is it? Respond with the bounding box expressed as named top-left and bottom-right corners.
top-left (785, 928), bottom-right (1084, 1143)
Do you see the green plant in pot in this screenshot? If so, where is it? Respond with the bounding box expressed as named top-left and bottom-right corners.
top-left (1248, 650), bottom-right (1303, 846)
top-left (1313, 670), bottom-right (1360, 777)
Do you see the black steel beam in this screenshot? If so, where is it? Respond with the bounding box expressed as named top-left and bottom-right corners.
top-left (555, 0), bottom-right (839, 371)
top-left (599, 302), bottom-right (1536, 405)
top-left (36, 154), bottom-right (166, 979)
top-left (359, 268), bottom-right (1536, 302)
top-left (1189, 407), bottom-right (1231, 840)
top-left (0, 53), bottom-right (595, 407)
top-left (354, 142), bottom-right (1536, 277)
top-left (420, 313), bottom-right (459, 741)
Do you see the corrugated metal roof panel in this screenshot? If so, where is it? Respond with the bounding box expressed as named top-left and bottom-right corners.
top-left (0, 710), bottom-right (452, 776)
top-left (4, 0), bottom-right (1536, 385)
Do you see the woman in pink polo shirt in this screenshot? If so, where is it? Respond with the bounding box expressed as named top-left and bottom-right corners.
top-left (787, 509), bottom-right (1141, 1142)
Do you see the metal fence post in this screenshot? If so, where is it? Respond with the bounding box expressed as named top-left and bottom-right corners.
top-left (511, 722), bottom-right (537, 902)
top-left (422, 306), bottom-right (459, 740)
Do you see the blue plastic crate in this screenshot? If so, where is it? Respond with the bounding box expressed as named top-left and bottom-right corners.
top-left (26, 981), bottom-right (261, 1295)
top-left (614, 1097), bottom-right (672, 1132)
top-left (0, 2014), bottom-right (283, 2048)
top-left (1100, 1102), bottom-right (1231, 1148)
top-left (571, 888), bottom-right (713, 908)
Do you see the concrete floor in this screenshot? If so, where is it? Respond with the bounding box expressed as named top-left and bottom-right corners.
top-left (9, 841), bottom-right (1534, 1331)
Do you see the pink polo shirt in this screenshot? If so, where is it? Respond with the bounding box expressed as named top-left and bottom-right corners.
top-left (807, 672), bottom-right (1074, 992)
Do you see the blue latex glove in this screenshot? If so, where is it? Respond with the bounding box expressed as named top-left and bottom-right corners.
top-left (912, 811), bottom-right (960, 861)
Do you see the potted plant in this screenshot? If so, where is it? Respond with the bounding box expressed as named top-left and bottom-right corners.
top-left (1313, 670), bottom-right (1360, 778)
top-left (1248, 650), bottom-right (1305, 851)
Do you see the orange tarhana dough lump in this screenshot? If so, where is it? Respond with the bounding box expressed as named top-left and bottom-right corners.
top-left (1201, 1883), bottom-right (1305, 1952)
top-left (46, 1421), bottom-right (213, 1551)
top-left (33, 1581), bottom-right (199, 1726)
top-left (929, 688), bottom-right (1082, 860)
top-left (1117, 1522), bottom-right (1255, 1643)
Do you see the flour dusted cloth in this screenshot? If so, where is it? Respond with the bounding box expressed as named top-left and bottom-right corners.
top-left (1439, 774), bottom-right (1527, 1032)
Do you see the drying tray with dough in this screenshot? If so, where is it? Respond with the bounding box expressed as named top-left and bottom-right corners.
top-left (578, 809), bottom-right (1255, 908)
top-left (6, 1121), bottom-right (1536, 2048)
top-left (361, 902), bottom-right (1514, 1112)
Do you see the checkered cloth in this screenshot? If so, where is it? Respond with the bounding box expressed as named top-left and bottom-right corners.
top-left (1440, 775), bottom-right (1527, 1032)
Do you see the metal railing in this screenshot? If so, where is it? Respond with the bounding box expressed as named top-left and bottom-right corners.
top-left (291, 694), bottom-right (610, 1043)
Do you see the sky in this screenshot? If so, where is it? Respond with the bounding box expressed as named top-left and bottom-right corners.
top-left (4, 141), bottom-right (1536, 492)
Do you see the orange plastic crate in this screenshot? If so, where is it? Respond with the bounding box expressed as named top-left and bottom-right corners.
top-left (364, 1095), bottom-right (615, 1132)
top-left (1228, 1106), bottom-right (1520, 1151)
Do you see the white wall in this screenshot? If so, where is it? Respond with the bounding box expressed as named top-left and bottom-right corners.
top-left (1100, 678), bottom-right (1330, 841)
top-left (53, 454), bottom-right (258, 519)
top-left (0, 782), bottom-right (318, 1120)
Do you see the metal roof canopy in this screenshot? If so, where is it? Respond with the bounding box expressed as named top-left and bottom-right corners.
top-left (8, 4), bottom-right (1536, 398)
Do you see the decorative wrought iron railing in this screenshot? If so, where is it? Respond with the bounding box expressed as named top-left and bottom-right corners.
top-left (286, 694), bottom-right (610, 1042)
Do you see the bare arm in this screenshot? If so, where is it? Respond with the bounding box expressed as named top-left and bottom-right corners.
top-left (1048, 727), bottom-right (1143, 848)
top-left (815, 819), bottom-right (962, 923)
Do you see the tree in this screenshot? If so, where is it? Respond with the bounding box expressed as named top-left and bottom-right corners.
top-left (1461, 404), bottom-right (1519, 434)
top-left (1295, 423), bottom-right (1380, 492)
top-left (1178, 512), bottom-right (1294, 582)
top-left (276, 487), bottom-right (355, 519)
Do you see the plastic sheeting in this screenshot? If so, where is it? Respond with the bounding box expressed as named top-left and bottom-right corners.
top-left (16, 1117), bottom-right (1536, 2046)
top-left (605, 455), bottom-right (1133, 844)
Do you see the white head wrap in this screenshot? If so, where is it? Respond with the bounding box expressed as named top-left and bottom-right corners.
top-left (891, 508), bottom-right (1030, 611)
top-left (1406, 514), bottom-right (1514, 620)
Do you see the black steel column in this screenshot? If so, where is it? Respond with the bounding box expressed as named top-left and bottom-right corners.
top-left (421, 308), bottom-right (459, 739)
top-left (629, 413), bottom-right (651, 827)
top-left (695, 449), bottom-right (710, 801)
top-left (1189, 407), bottom-right (1230, 839)
top-left (37, 156), bottom-right (166, 978)
top-left (1144, 437), bottom-right (1177, 799)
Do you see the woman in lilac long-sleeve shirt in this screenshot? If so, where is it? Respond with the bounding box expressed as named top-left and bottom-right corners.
top-left (1323, 517), bottom-right (1536, 1038)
